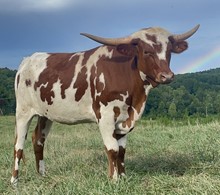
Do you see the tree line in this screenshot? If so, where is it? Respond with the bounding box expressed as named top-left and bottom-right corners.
top-left (0, 67), bottom-right (220, 118)
top-left (145, 68), bottom-right (220, 119)
top-left (0, 68), bottom-right (16, 115)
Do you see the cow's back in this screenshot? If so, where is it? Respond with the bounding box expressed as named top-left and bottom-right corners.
top-left (15, 52), bottom-right (97, 124)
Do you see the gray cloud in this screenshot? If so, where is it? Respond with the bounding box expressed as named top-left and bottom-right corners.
top-left (0, 0), bottom-right (219, 73)
top-left (0, 0), bottom-right (77, 13)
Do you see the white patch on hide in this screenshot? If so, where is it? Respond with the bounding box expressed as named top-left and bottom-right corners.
top-left (39, 160), bottom-right (45, 176)
top-left (118, 136), bottom-right (127, 148)
top-left (131, 28), bottom-right (171, 60)
top-left (37, 140), bottom-right (44, 147)
top-left (112, 168), bottom-right (118, 181)
top-left (14, 157), bottom-right (19, 171)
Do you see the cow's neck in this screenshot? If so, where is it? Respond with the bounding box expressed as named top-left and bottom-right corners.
top-left (127, 67), bottom-right (153, 119)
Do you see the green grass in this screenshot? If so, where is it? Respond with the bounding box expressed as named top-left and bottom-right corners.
top-left (1, 116), bottom-right (220, 194)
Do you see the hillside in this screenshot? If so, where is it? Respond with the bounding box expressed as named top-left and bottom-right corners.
top-left (146, 68), bottom-right (220, 118)
top-left (0, 67), bottom-right (220, 117)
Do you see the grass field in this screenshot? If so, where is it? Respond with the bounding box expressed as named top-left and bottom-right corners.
top-left (1, 116), bottom-right (220, 194)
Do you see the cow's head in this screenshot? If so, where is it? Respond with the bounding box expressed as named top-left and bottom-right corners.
top-left (81, 25), bottom-right (199, 87)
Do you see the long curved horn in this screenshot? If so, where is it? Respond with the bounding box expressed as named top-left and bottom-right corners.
top-left (80, 33), bottom-right (132, 46)
top-left (171, 24), bottom-right (200, 41)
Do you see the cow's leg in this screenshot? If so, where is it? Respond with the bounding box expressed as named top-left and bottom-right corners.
top-left (11, 114), bottom-right (33, 186)
top-left (115, 134), bottom-right (127, 177)
top-left (99, 119), bottom-right (119, 180)
top-left (32, 116), bottom-right (52, 176)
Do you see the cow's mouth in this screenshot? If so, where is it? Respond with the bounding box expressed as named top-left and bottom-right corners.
top-left (145, 72), bottom-right (174, 87)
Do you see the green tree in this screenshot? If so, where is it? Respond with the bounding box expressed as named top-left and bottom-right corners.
top-left (145, 68), bottom-right (220, 118)
top-left (0, 68), bottom-right (16, 115)
top-left (168, 102), bottom-right (177, 118)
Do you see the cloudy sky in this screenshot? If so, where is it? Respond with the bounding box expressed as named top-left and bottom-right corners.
top-left (0, 0), bottom-right (219, 74)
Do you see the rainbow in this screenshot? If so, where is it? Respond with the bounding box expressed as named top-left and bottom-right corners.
top-left (180, 46), bottom-right (220, 73)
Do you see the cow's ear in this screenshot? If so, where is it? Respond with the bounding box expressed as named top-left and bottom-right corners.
top-left (171, 40), bottom-right (188, 53)
top-left (116, 38), bottom-right (139, 56)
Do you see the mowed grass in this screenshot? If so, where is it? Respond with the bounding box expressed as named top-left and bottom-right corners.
top-left (1, 116), bottom-right (220, 194)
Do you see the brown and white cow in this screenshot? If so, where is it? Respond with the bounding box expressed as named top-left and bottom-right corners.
top-left (11, 25), bottom-right (199, 185)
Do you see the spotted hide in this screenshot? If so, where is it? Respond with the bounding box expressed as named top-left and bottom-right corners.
top-left (11, 25), bottom-right (199, 185)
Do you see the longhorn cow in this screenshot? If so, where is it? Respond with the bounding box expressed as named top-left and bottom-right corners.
top-left (11, 24), bottom-right (199, 185)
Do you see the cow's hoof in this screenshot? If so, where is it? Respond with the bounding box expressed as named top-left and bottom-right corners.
top-left (10, 176), bottom-right (18, 187)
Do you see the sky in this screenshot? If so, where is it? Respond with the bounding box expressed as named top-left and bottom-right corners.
top-left (0, 0), bottom-right (219, 74)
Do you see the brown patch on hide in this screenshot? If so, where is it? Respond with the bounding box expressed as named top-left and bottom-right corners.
top-left (16, 74), bottom-right (20, 89)
top-left (73, 66), bottom-right (88, 101)
top-left (90, 46), bottom-right (147, 122)
top-left (113, 106), bottom-right (120, 121)
top-left (34, 53), bottom-right (79, 104)
top-left (25, 79), bottom-right (31, 86)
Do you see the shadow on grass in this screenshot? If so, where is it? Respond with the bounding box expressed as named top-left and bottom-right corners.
top-left (126, 152), bottom-right (196, 177)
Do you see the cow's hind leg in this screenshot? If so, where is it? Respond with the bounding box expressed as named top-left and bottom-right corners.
top-left (11, 114), bottom-right (33, 186)
top-left (32, 116), bottom-right (52, 176)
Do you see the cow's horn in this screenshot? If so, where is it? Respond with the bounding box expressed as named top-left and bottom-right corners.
top-left (171, 24), bottom-right (200, 41)
top-left (80, 33), bottom-right (132, 46)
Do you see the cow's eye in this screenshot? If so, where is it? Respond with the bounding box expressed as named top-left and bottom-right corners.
top-left (144, 51), bottom-right (154, 57)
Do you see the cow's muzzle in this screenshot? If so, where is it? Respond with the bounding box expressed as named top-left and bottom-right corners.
top-left (158, 72), bottom-right (174, 84)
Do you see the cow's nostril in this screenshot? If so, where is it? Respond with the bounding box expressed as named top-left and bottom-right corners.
top-left (161, 74), bottom-right (166, 79)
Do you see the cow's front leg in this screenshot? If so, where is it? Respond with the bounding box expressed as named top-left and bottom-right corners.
top-left (114, 119), bottom-right (133, 176)
top-left (115, 134), bottom-right (127, 177)
top-left (104, 147), bottom-right (119, 180)
top-left (99, 119), bottom-right (119, 180)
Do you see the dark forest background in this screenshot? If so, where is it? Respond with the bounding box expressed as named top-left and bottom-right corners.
top-left (1, 67), bottom-right (220, 119)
